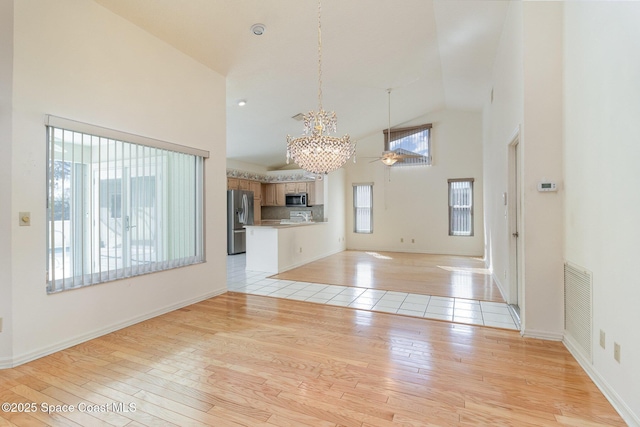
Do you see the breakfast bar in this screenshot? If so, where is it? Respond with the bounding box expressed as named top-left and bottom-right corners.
top-left (244, 221), bottom-right (333, 273)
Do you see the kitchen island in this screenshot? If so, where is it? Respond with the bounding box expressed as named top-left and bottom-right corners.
top-left (244, 221), bottom-right (338, 273)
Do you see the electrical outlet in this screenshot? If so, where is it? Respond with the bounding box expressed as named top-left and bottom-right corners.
top-left (299, 247), bottom-right (302, 253)
top-left (600, 330), bottom-right (606, 349)
top-left (614, 342), bottom-right (621, 363)
top-left (0, 317), bottom-right (3, 333)
top-left (400, 238), bottom-right (404, 243)
top-left (411, 239), bottom-right (415, 243)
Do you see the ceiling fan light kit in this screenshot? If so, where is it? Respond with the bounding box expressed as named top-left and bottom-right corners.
top-left (381, 156), bottom-right (398, 166)
top-left (285, 0), bottom-right (355, 175)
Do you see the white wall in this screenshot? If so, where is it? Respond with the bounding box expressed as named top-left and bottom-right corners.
top-left (0, 0), bottom-right (14, 363)
top-left (226, 159), bottom-right (269, 175)
top-left (324, 168), bottom-right (347, 248)
top-left (4, 0), bottom-right (227, 367)
top-left (346, 109), bottom-right (484, 256)
top-left (482, 1), bottom-right (523, 302)
top-left (485, 2), bottom-right (639, 423)
top-left (521, 2), bottom-right (564, 338)
top-left (483, 2), bottom-right (565, 339)
top-left (564, 2), bottom-right (640, 423)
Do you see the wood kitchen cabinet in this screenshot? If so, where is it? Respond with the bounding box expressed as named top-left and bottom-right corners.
top-left (228, 178), bottom-right (260, 194)
top-left (262, 183), bottom-right (274, 206)
top-left (227, 178), bottom-right (239, 190)
top-left (284, 182), bottom-right (307, 194)
top-left (249, 181), bottom-right (261, 199)
top-left (307, 179), bottom-right (324, 205)
top-left (275, 183), bottom-right (286, 205)
top-left (249, 181), bottom-right (262, 223)
top-left (238, 179), bottom-right (250, 191)
top-left (262, 183), bottom-right (286, 206)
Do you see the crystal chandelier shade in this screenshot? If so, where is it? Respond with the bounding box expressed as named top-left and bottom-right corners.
top-left (286, 0), bottom-right (355, 175)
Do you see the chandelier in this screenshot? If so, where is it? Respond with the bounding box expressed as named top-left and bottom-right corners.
top-left (286, 0), bottom-right (355, 175)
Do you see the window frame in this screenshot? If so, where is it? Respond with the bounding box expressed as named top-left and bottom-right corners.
top-left (448, 178), bottom-right (474, 237)
top-left (353, 183), bottom-right (373, 234)
top-left (45, 115), bottom-right (209, 293)
top-left (383, 123), bottom-right (432, 166)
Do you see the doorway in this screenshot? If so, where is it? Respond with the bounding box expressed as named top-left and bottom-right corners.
top-left (508, 131), bottom-right (523, 321)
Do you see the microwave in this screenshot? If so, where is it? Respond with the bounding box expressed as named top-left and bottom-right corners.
top-left (285, 193), bottom-right (308, 207)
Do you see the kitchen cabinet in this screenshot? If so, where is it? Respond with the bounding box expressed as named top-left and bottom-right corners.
top-left (275, 183), bottom-right (286, 206)
top-left (307, 179), bottom-right (324, 205)
top-left (249, 181), bottom-right (262, 223)
top-left (262, 183), bottom-right (274, 206)
top-left (262, 183), bottom-right (286, 206)
top-left (264, 181), bottom-right (322, 205)
top-left (227, 178), bottom-right (239, 190)
top-left (249, 181), bottom-right (261, 200)
top-left (239, 179), bottom-right (250, 191)
top-left (285, 182), bottom-right (307, 194)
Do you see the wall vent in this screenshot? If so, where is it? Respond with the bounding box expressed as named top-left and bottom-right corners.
top-left (564, 262), bottom-right (593, 362)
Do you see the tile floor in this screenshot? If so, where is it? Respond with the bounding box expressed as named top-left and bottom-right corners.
top-left (227, 254), bottom-right (520, 330)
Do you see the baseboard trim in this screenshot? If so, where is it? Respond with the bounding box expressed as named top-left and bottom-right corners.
top-left (521, 329), bottom-right (563, 341)
top-left (0, 288), bottom-right (226, 370)
top-left (491, 271), bottom-right (508, 303)
top-left (563, 337), bottom-right (640, 427)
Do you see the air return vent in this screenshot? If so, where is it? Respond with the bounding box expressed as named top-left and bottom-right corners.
top-left (564, 262), bottom-right (592, 362)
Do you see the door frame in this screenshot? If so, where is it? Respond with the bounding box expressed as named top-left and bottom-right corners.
top-left (507, 127), bottom-right (524, 313)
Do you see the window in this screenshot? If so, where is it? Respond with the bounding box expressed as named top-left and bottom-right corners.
top-left (353, 184), bottom-right (373, 233)
top-left (383, 124), bottom-right (432, 166)
top-left (45, 116), bottom-right (208, 293)
top-left (448, 179), bottom-right (474, 236)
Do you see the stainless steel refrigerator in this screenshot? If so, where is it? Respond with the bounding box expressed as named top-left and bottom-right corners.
top-left (227, 189), bottom-right (254, 255)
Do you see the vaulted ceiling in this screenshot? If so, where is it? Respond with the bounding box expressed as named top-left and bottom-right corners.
top-left (95, 0), bottom-right (509, 170)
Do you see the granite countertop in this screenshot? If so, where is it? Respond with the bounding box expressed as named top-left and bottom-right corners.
top-left (245, 220), bottom-right (326, 228)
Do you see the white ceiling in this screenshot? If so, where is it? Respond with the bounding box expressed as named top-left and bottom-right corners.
top-left (94, 0), bottom-right (509, 170)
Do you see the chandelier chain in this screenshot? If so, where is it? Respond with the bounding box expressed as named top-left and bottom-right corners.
top-left (317, 0), bottom-right (323, 112)
top-left (285, 0), bottom-right (355, 174)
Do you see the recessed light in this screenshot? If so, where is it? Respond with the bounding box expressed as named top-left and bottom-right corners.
top-left (238, 100), bottom-right (247, 107)
top-left (250, 24), bottom-right (265, 36)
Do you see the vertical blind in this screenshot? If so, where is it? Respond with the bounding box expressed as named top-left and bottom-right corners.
top-left (448, 179), bottom-right (474, 236)
top-left (46, 122), bottom-right (206, 293)
top-left (353, 184), bottom-right (373, 233)
top-left (383, 124), bottom-right (432, 166)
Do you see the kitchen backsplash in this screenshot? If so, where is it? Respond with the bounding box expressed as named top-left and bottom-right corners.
top-left (261, 205), bottom-right (324, 222)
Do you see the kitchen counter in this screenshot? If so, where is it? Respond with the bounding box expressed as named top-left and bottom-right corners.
top-left (244, 221), bottom-right (334, 273)
top-left (248, 220), bottom-right (326, 228)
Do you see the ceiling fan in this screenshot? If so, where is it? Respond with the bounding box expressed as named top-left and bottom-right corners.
top-left (367, 89), bottom-right (423, 166)
top-left (370, 149), bottom-right (423, 166)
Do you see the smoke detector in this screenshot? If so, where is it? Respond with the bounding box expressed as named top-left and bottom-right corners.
top-left (250, 24), bottom-right (266, 36)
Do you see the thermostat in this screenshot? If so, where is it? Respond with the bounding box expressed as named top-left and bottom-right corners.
top-left (537, 181), bottom-right (557, 192)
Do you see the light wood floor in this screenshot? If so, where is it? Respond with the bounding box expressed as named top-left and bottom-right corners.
top-left (271, 251), bottom-right (505, 303)
top-left (0, 293), bottom-right (624, 426)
